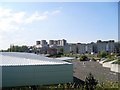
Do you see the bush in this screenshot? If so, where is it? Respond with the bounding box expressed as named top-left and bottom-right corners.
top-left (91, 58), bottom-right (97, 61)
top-left (85, 73), bottom-right (98, 90)
top-left (112, 59), bottom-right (120, 65)
top-left (98, 51), bottom-right (107, 58)
top-left (80, 55), bottom-right (88, 61)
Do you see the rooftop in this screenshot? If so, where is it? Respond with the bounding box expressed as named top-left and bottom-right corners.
top-left (56, 57), bottom-right (75, 61)
top-left (0, 52), bottom-right (71, 66)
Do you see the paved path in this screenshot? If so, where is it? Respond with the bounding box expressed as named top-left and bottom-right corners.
top-left (73, 60), bottom-right (119, 83)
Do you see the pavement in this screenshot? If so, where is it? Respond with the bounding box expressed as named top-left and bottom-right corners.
top-left (72, 60), bottom-right (119, 83)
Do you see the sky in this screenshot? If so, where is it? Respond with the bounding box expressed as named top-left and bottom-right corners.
top-left (0, 0), bottom-right (119, 2)
top-left (0, 2), bottom-right (118, 50)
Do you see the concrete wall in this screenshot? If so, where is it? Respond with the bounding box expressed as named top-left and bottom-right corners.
top-left (111, 64), bottom-right (120, 73)
top-left (102, 61), bottom-right (120, 73)
top-left (2, 64), bottom-right (73, 87)
top-left (102, 62), bottom-right (111, 68)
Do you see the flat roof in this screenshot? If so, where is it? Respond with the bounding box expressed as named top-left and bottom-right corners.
top-left (0, 52), bottom-right (71, 66)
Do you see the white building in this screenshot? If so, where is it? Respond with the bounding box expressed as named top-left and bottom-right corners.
top-left (77, 43), bottom-right (86, 54)
top-left (41, 40), bottom-right (47, 45)
top-left (49, 40), bottom-right (54, 45)
top-left (96, 40), bottom-right (115, 53)
top-left (60, 39), bottom-right (67, 46)
top-left (107, 40), bottom-right (115, 53)
top-left (69, 44), bottom-right (77, 54)
top-left (86, 42), bottom-right (97, 54)
top-left (36, 41), bottom-right (40, 45)
top-left (63, 44), bottom-right (70, 54)
top-left (49, 39), bottom-right (67, 47)
top-left (36, 39), bottom-right (115, 54)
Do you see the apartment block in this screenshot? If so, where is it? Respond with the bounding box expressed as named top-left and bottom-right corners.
top-left (96, 40), bottom-right (115, 53)
top-left (35, 39), bottom-right (116, 54)
top-left (69, 44), bottom-right (77, 54)
top-left (77, 43), bottom-right (86, 54)
top-left (49, 39), bottom-right (67, 46)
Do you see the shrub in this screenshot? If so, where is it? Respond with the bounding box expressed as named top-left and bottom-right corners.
top-left (85, 73), bottom-right (98, 90)
top-left (98, 51), bottom-right (107, 58)
top-left (112, 59), bottom-right (120, 65)
top-left (80, 55), bottom-right (88, 61)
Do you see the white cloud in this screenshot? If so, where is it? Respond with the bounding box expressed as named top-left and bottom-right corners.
top-left (43, 11), bottom-right (49, 15)
top-left (25, 11), bottom-right (48, 24)
top-left (12, 12), bottom-right (26, 24)
top-left (0, 6), bottom-right (62, 49)
top-left (0, 7), bottom-right (49, 32)
top-left (51, 7), bottom-right (62, 15)
top-left (0, 7), bottom-right (26, 32)
top-left (0, 7), bottom-right (12, 17)
top-left (0, 7), bottom-right (62, 33)
top-left (51, 10), bottom-right (61, 15)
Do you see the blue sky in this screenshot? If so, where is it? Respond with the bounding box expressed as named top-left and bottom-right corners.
top-left (0, 2), bottom-right (118, 49)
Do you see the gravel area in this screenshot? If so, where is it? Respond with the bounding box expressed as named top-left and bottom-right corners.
top-left (73, 60), bottom-right (119, 83)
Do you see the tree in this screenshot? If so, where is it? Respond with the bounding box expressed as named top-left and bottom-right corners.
top-left (6, 45), bottom-right (29, 52)
top-left (98, 51), bottom-right (107, 58)
top-left (59, 48), bottom-right (64, 54)
top-left (85, 73), bottom-right (98, 90)
top-left (80, 55), bottom-right (88, 61)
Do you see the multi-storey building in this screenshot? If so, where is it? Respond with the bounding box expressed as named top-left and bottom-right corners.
top-left (86, 43), bottom-right (93, 54)
top-left (69, 43), bottom-right (77, 54)
top-left (49, 39), bottom-right (67, 46)
top-left (41, 40), bottom-right (47, 45)
top-left (63, 44), bottom-right (70, 54)
top-left (60, 39), bottom-right (67, 46)
top-left (77, 40), bottom-right (115, 54)
top-left (35, 39), bottom-right (116, 54)
top-left (96, 40), bottom-right (115, 53)
top-left (86, 42), bottom-right (97, 54)
top-left (107, 40), bottom-right (115, 53)
top-left (49, 40), bottom-right (54, 45)
top-left (63, 43), bottom-right (77, 54)
top-left (36, 41), bottom-right (40, 45)
top-left (77, 43), bottom-right (86, 54)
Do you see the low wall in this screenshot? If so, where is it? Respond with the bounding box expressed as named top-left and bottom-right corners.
top-left (102, 62), bottom-right (120, 73)
top-left (99, 59), bottom-right (107, 64)
top-left (111, 64), bottom-right (120, 73)
top-left (102, 62), bottom-right (111, 68)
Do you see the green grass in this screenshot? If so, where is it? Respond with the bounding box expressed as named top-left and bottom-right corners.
top-left (112, 59), bottom-right (120, 65)
top-left (103, 59), bottom-right (114, 63)
top-left (3, 82), bottom-right (119, 90)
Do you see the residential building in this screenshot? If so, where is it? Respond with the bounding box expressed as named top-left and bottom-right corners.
top-left (60, 39), bottom-right (67, 46)
top-left (63, 44), bottom-right (70, 54)
top-left (49, 39), bottom-right (67, 46)
top-left (49, 40), bottom-right (54, 45)
top-left (69, 43), bottom-right (77, 54)
top-left (77, 43), bottom-right (86, 54)
top-left (86, 42), bottom-right (97, 54)
top-left (96, 40), bottom-right (115, 53)
top-left (36, 41), bottom-right (41, 45)
top-left (41, 40), bottom-right (47, 45)
top-left (34, 39), bottom-right (116, 54)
